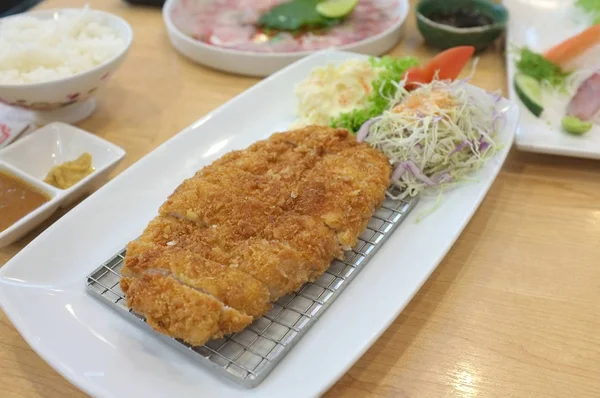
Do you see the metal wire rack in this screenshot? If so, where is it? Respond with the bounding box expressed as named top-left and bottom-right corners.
top-left (86, 194), bottom-right (418, 388)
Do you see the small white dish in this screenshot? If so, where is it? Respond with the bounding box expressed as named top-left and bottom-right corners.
top-left (162, 0), bottom-right (409, 77)
top-left (0, 51), bottom-right (517, 397)
top-left (0, 9), bottom-right (133, 125)
top-left (0, 162), bottom-right (60, 247)
top-left (0, 122), bottom-right (125, 247)
top-left (504, 0), bottom-right (600, 159)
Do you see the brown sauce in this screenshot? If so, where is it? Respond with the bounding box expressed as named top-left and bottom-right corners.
top-left (428, 8), bottom-right (493, 28)
top-left (0, 171), bottom-right (50, 233)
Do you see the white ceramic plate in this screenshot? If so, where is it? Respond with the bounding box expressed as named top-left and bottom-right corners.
top-left (0, 51), bottom-right (518, 398)
top-left (163, 0), bottom-right (409, 77)
top-left (0, 122), bottom-right (125, 247)
top-left (504, 0), bottom-right (600, 159)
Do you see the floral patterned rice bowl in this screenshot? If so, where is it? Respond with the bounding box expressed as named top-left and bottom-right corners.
top-left (0, 9), bottom-right (133, 124)
top-left (0, 86), bottom-right (101, 112)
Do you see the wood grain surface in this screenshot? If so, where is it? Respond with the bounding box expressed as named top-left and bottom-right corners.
top-left (1, 0), bottom-right (599, 397)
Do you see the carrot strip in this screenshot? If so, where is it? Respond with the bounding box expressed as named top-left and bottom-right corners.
top-left (544, 24), bottom-right (600, 66)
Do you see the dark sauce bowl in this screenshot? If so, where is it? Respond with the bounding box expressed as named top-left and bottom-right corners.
top-left (416, 0), bottom-right (508, 52)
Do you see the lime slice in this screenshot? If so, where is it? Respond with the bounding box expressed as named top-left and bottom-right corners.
top-left (562, 115), bottom-right (592, 136)
top-left (316, 0), bottom-right (358, 18)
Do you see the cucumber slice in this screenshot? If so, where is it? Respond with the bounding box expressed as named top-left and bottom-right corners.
top-left (514, 74), bottom-right (543, 117)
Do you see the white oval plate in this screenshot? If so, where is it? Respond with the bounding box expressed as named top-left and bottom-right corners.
top-left (0, 51), bottom-right (517, 398)
top-left (163, 0), bottom-right (409, 77)
top-left (504, 0), bottom-right (600, 159)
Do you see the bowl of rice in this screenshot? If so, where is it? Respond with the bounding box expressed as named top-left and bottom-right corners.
top-left (0, 8), bottom-right (133, 124)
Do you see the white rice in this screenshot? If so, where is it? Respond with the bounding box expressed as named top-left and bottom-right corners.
top-left (0, 9), bottom-right (126, 85)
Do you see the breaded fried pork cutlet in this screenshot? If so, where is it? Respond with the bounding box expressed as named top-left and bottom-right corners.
top-left (121, 125), bottom-right (391, 346)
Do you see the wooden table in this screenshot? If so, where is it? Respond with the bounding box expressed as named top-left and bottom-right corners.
top-left (1, 0), bottom-right (599, 396)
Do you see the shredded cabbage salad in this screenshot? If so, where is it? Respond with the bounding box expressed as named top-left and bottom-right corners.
top-left (295, 56), bottom-right (504, 208)
top-left (361, 78), bottom-right (503, 201)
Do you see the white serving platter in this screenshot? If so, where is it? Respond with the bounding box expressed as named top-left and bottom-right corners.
top-left (0, 50), bottom-right (518, 398)
top-left (163, 0), bottom-right (409, 77)
top-left (504, 0), bottom-right (600, 159)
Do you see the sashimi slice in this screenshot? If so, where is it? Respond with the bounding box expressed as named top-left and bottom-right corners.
top-left (567, 72), bottom-right (600, 121)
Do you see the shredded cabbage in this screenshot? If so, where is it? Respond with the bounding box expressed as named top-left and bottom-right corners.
top-left (365, 79), bottom-right (502, 200)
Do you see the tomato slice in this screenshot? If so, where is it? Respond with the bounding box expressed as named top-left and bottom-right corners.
top-left (403, 66), bottom-right (429, 90)
top-left (402, 46), bottom-right (475, 90)
top-left (420, 46), bottom-right (475, 82)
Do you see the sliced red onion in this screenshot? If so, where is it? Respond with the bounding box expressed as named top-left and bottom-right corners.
top-left (475, 134), bottom-right (490, 151)
top-left (432, 171), bottom-right (451, 184)
top-left (356, 117), bottom-right (381, 142)
top-left (391, 163), bottom-right (406, 181)
top-left (405, 160), bottom-right (436, 186)
top-left (392, 160), bottom-right (444, 186)
top-left (490, 91), bottom-right (503, 104)
top-left (449, 141), bottom-right (468, 157)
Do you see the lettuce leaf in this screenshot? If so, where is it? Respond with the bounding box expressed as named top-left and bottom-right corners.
top-left (258, 0), bottom-right (341, 31)
top-left (576, 0), bottom-right (600, 24)
top-left (331, 56), bottom-right (420, 132)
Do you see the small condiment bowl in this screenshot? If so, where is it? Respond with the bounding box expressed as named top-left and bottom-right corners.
top-left (0, 122), bottom-right (125, 247)
top-left (0, 162), bottom-right (60, 248)
top-left (416, 0), bottom-right (508, 52)
top-left (0, 8), bottom-right (133, 125)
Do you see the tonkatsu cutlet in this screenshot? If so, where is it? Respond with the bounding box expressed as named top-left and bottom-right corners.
top-left (122, 222), bottom-right (273, 318)
top-left (123, 214), bottom-right (334, 311)
top-left (290, 145), bottom-right (391, 249)
top-left (121, 125), bottom-right (391, 346)
top-left (159, 126), bottom-right (357, 227)
top-left (120, 273), bottom-right (252, 346)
